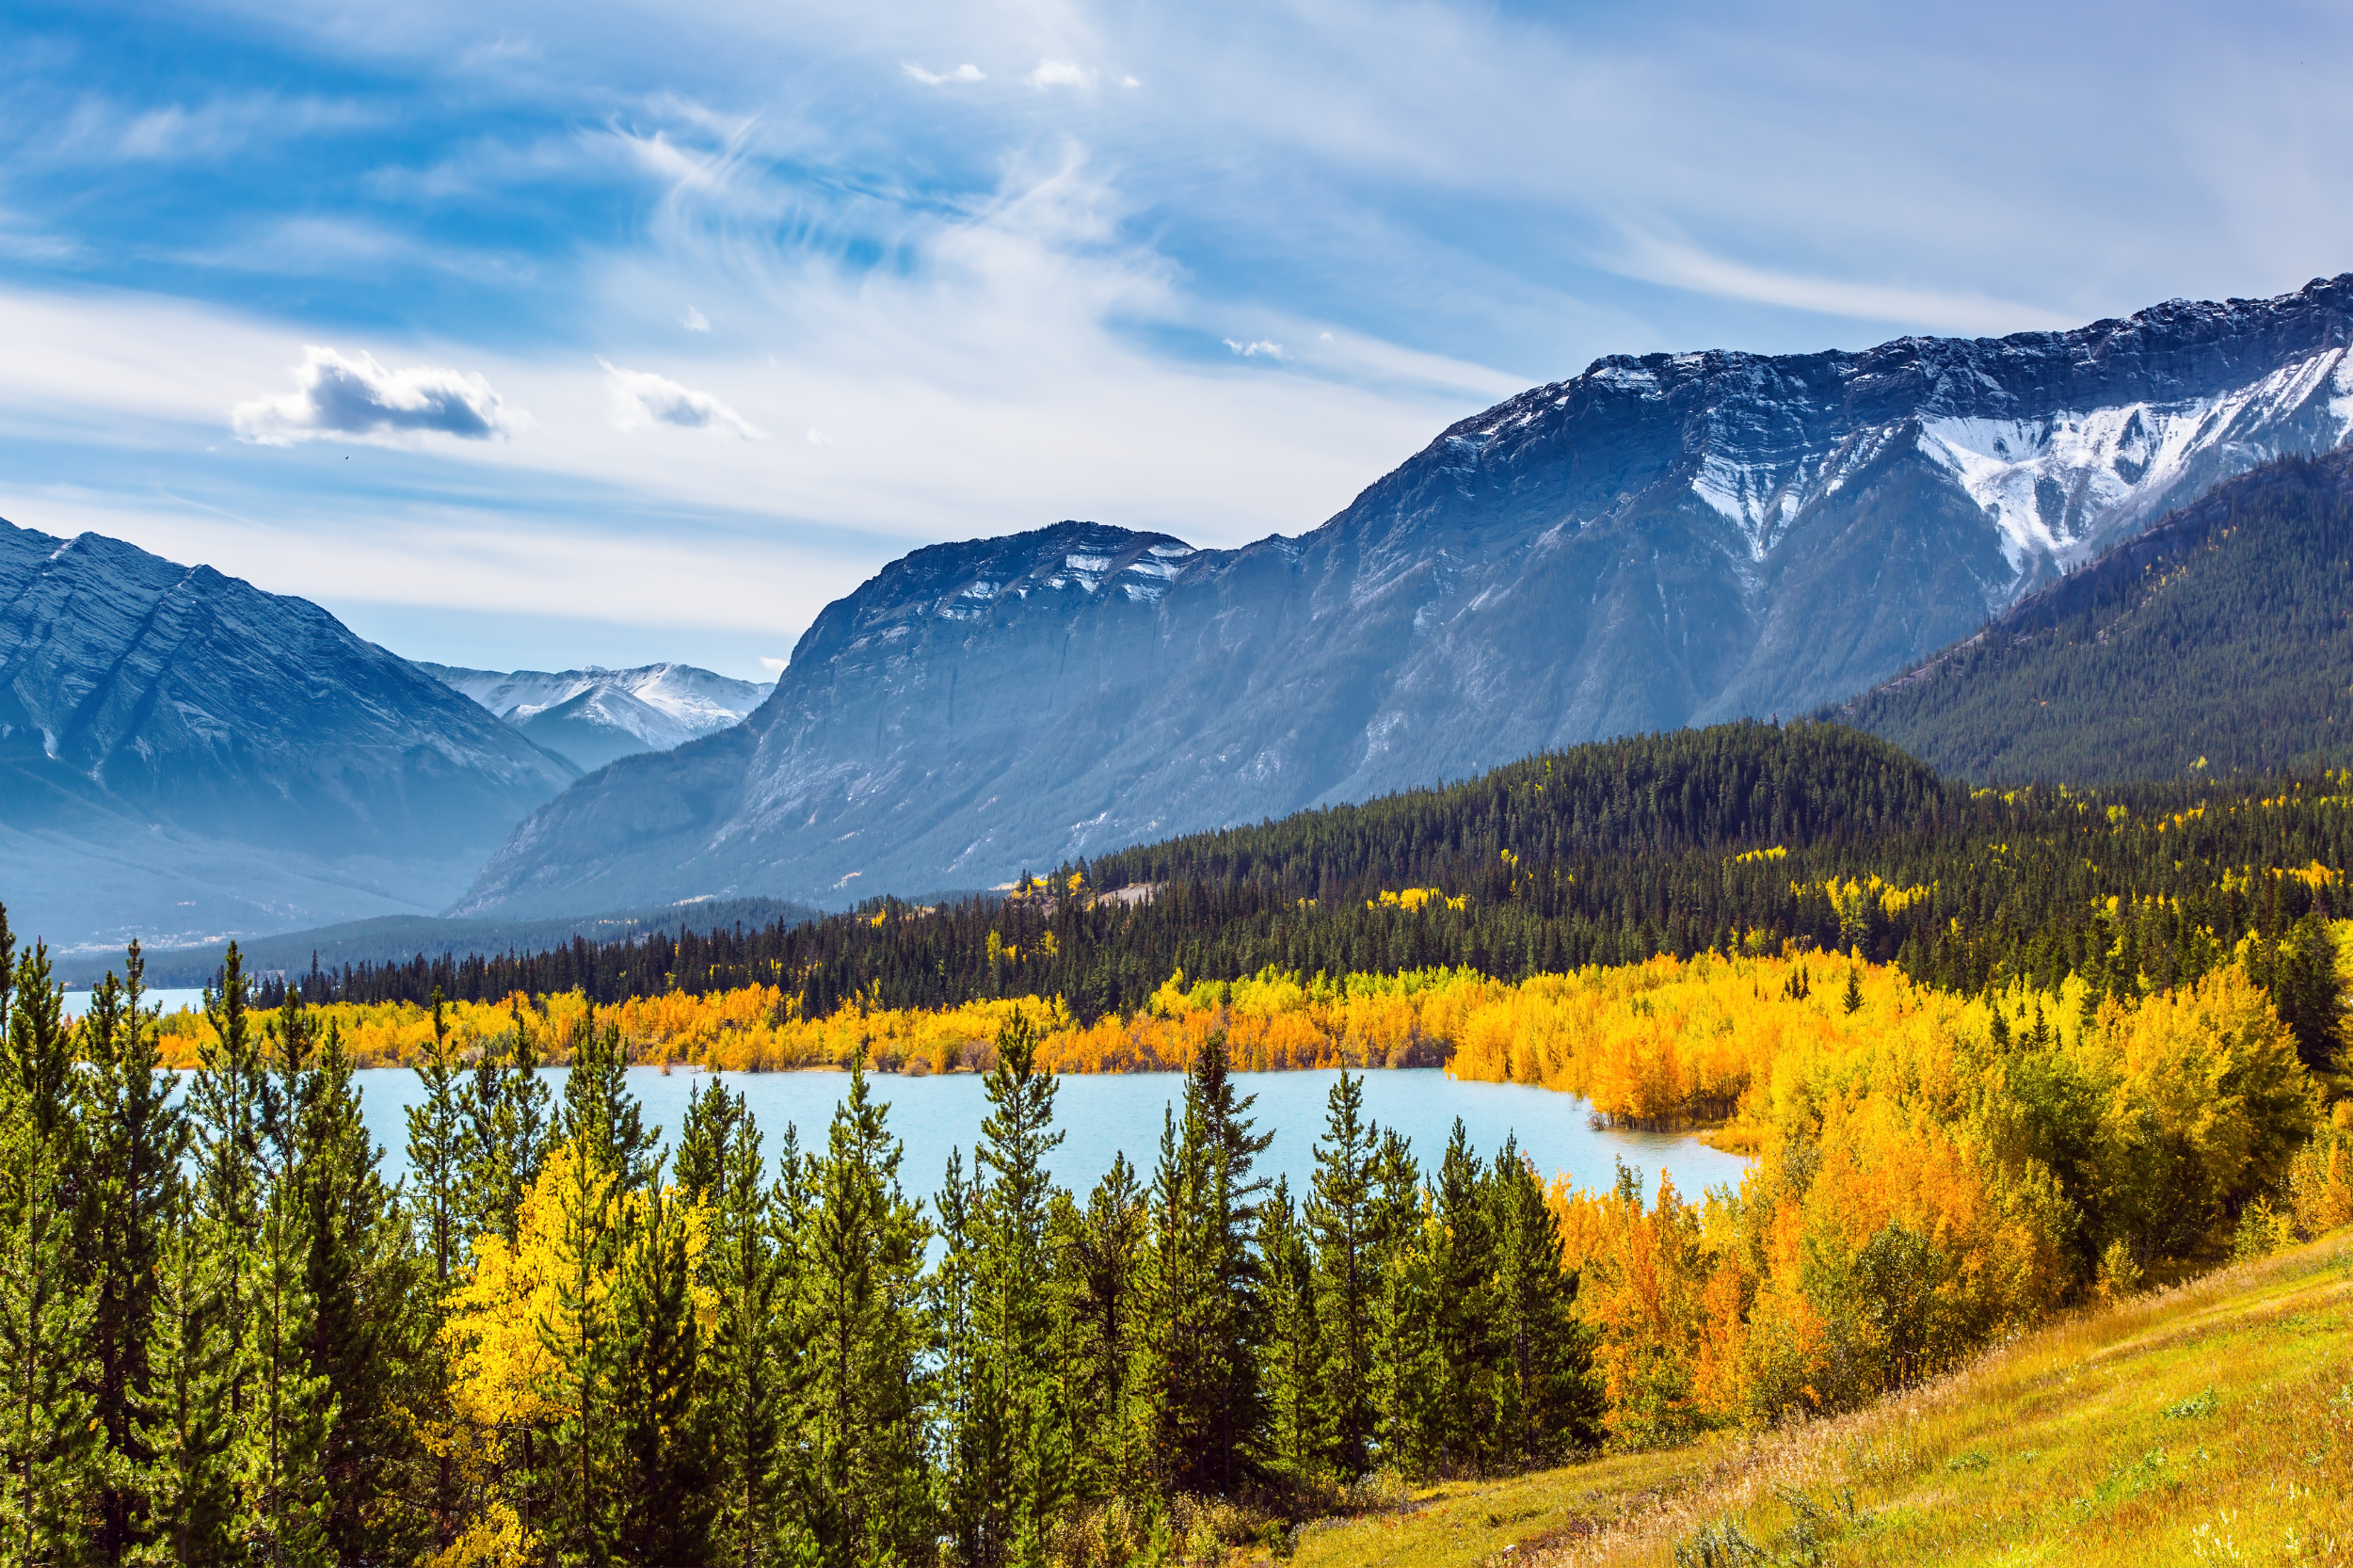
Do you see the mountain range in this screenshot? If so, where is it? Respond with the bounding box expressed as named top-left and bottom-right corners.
top-left (456, 274), bottom-right (2353, 916)
top-left (417, 662), bottom-right (775, 771)
top-left (0, 518), bottom-right (582, 949)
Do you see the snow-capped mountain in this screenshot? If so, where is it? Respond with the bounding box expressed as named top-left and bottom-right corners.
top-left (0, 520), bottom-right (580, 948)
top-left (416, 662), bottom-right (775, 771)
top-left (457, 275), bottom-right (2353, 917)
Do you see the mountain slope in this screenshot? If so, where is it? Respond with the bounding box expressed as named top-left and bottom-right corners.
top-left (1831, 449), bottom-right (2353, 782)
top-left (1290, 1229), bottom-right (2353, 1568)
top-left (460, 276), bottom-right (2353, 915)
top-left (0, 518), bottom-right (579, 947)
top-left (418, 661), bottom-right (774, 771)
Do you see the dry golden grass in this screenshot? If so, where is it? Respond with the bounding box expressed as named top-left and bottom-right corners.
top-left (1287, 1228), bottom-right (2353, 1568)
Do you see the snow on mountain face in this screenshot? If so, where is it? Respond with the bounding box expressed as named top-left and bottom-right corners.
top-left (417, 662), bottom-right (774, 772)
top-left (457, 275), bottom-right (2353, 917)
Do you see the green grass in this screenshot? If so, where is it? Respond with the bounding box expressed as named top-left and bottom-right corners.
top-left (1285, 1228), bottom-right (2353, 1568)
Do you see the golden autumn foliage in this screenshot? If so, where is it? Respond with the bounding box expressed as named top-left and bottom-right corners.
top-left (1539, 957), bottom-right (2324, 1440)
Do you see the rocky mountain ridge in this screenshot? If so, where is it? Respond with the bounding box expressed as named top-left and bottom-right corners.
top-left (440, 273), bottom-right (2351, 912)
top-left (0, 518), bottom-right (579, 947)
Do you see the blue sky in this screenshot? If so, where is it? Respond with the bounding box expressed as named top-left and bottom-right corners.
top-left (3, 0), bottom-right (2349, 680)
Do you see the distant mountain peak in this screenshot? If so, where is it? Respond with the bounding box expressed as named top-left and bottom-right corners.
top-left (417, 660), bottom-right (775, 772)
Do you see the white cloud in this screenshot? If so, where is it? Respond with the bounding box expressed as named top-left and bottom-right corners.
top-left (1224, 338), bottom-right (1284, 359)
top-left (1121, 75), bottom-right (1141, 88)
top-left (1026, 59), bottom-right (1089, 89)
top-left (680, 304), bottom-right (711, 331)
top-left (231, 346), bottom-right (517, 444)
top-left (804, 427), bottom-right (834, 449)
top-left (904, 62), bottom-right (984, 86)
top-left (599, 358), bottom-right (763, 438)
top-left (760, 655), bottom-right (789, 674)
top-left (1613, 232), bottom-right (2075, 334)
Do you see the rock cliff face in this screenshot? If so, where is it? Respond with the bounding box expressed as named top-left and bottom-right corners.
top-left (459, 276), bottom-right (2353, 916)
top-left (0, 520), bottom-right (578, 946)
top-left (418, 662), bottom-right (775, 771)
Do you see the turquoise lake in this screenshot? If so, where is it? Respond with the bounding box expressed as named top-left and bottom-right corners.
top-left (346, 1066), bottom-right (1750, 1207)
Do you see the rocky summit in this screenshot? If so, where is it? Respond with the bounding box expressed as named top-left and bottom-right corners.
top-left (0, 520), bottom-right (579, 946)
top-left (418, 661), bottom-right (776, 772)
top-left (458, 276), bottom-right (2353, 916)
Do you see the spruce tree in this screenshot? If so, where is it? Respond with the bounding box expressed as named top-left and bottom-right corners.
top-left (1136, 1031), bottom-right (1269, 1496)
top-left (553, 1022), bottom-right (656, 1195)
top-left (706, 1109), bottom-right (806, 1567)
top-left (1484, 1140), bottom-right (1601, 1464)
top-left (458, 1000), bottom-right (551, 1248)
top-left (132, 1183), bottom-right (236, 1566)
top-left (0, 1085), bottom-right (103, 1559)
top-left (407, 991), bottom-right (466, 1292)
top-left (952, 1011), bottom-right (1068, 1568)
top-left (1430, 1122), bottom-right (1498, 1465)
top-left (798, 1064), bottom-right (930, 1568)
top-left (296, 1013), bottom-right (426, 1564)
top-left (1305, 1070), bottom-right (1380, 1476)
top-left (1055, 1156), bottom-right (1146, 1501)
top-left (612, 1172), bottom-right (714, 1564)
top-left (537, 1140), bottom-right (624, 1565)
top-left (1257, 1178), bottom-right (1328, 1490)
top-left (75, 946), bottom-right (185, 1561)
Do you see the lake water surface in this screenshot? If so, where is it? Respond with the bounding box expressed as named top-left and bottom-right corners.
top-left (347, 1067), bottom-right (1750, 1206)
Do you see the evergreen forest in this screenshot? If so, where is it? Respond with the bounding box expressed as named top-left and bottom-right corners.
top-left (1831, 449), bottom-right (2353, 783)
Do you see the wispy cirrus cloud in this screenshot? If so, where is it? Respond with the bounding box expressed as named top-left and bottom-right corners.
top-left (598, 358), bottom-right (762, 438)
top-left (232, 347), bottom-right (519, 444)
top-left (903, 62), bottom-right (983, 86)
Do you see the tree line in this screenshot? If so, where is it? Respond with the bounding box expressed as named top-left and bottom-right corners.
top-left (0, 919), bottom-right (1597, 1565)
top-left (271, 726), bottom-right (2349, 1038)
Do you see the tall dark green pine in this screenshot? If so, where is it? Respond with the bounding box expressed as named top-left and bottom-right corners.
top-left (705, 1106), bottom-right (807, 1567)
top-left (1256, 1178), bottom-right (1328, 1490)
top-left (1305, 1070), bottom-right (1381, 1477)
top-left (232, 996), bottom-right (333, 1565)
top-left (796, 1064), bottom-right (930, 1568)
top-left (1484, 1139), bottom-right (1602, 1464)
top-left (407, 990), bottom-right (466, 1293)
top-left (674, 1079), bottom-right (745, 1209)
top-left (75, 945), bottom-right (186, 1563)
top-left (612, 1170), bottom-right (714, 1565)
top-left (1429, 1122), bottom-right (1499, 1465)
top-left (949, 1012), bottom-right (1068, 1568)
top-left (1053, 1155), bottom-right (1147, 1502)
top-left (553, 1022), bottom-right (657, 1196)
top-left (0, 934), bottom-right (103, 1558)
top-left (1136, 1031), bottom-right (1270, 1496)
top-left (133, 1179), bottom-right (237, 1565)
top-left (1367, 1130), bottom-right (1438, 1474)
top-left (295, 1008), bottom-right (427, 1564)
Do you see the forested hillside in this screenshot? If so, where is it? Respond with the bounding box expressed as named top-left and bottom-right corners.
top-left (1833, 450), bottom-right (2353, 782)
top-left (286, 724), bottom-right (2346, 1060)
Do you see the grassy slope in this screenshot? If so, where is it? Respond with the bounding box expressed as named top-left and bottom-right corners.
top-left (1289, 1228), bottom-right (2353, 1568)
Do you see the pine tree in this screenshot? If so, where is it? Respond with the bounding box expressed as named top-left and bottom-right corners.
top-left (612, 1171), bottom-right (714, 1564)
top-left (1055, 1156), bottom-right (1146, 1502)
top-left (1305, 1070), bottom-right (1381, 1477)
top-left (1257, 1178), bottom-right (1328, 1490)
top-left (1136, 1031), bottom-right (1269, 1496)
top-left (951, 1011), bottom-right (1068, 1568)
top-left (1484, 1139), bottom-right (1601, 1464)
top-left (1429, 1122), bottom-right (1498, 1465)
top-left (0, 1091), bottom-right (103, 1559)
top-left (675, 1080), bottom-right (744, 1210)
top-left (536, 1143), bottom-right (624, 1564)
top-left (295, 1010), bottom-right (426, 1564)
top-left (233, 995), bottom-right (335, 1565)
top-left (131, 1186), bottom-right (236, 1567)
top-left (553, 1023), bottom-right (655, 1195)
top-left (798, 1064), bottom-right (930, 1568)
top-left (76, 946), bottom-right (186, 1563)
top-left (705, 1107), bottom-right (806, 1568)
